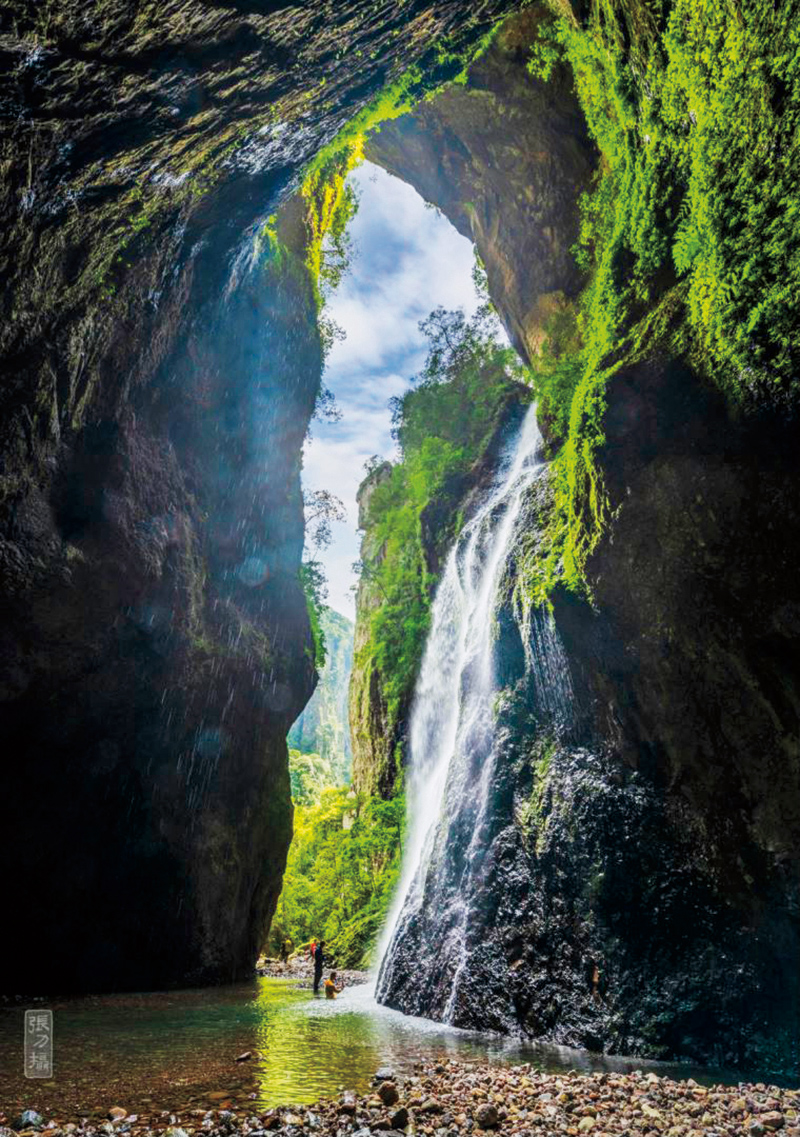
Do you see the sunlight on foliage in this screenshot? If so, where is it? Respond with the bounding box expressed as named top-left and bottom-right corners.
top-left (353, 309), bottom-right (530, 761)
top-left (300, 560), bottom-right (328, 670)
top-left (518, 0), bottom-right (800, 601)
top-left (270, 785), bottom-right (405, 969)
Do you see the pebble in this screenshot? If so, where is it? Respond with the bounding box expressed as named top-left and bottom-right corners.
top-left (474, 1104), bottom-right (498, 1130)
top-left (14, 1118), bottom-right (43, 1133)
top-left (8, 1059), bottom-right (800, 1137)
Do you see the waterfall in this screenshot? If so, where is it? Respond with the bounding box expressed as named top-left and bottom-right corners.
top-left (376, 404), bottom-right (574, 1015)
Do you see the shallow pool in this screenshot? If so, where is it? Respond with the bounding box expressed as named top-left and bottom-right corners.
top-left (0, 978), bottom-right (745, 1119)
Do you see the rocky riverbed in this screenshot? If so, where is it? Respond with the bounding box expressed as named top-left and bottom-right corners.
top-left (3, 1059), bottom-right (798, 1137)
top-left (255, 959), bottom-right (368, 989)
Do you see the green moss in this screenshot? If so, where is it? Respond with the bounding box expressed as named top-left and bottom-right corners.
top-left (516, 0), bottom-right (800, 604)
top-left (515, 737), bottom-right (556, 852)
top-left (299, 9), bottom-right (514, 210)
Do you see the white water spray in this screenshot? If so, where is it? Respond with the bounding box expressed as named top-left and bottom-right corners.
top-left (376, 404), bottom-right (573, 1009)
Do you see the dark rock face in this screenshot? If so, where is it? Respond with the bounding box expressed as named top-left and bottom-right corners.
top-left (379, 365), bottom-right (800, 1077)
top-left (0, 0), bottom-right (518, 993)
top-left (366, 9), bottom-right (596, 363)
top-left (577, 357), bottom-right (800, 864)
top-left (0, 218), bottom-right (320, 993)
top-left (355, 5), bottom-right (800, 1075)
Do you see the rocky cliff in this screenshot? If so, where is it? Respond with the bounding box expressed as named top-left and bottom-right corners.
top-left (359, 5), bottom-right (800, 1076)
top-left (289, 606), bottom-right (354, 783)
top-left (0, 0), bottom-right (798, 1072)
top-left (366, 9), bottom-right (596, 364)
top-left (380, 390), bottom-right (800, 1074)
top-left (0, 0), bottom-right (517, 993)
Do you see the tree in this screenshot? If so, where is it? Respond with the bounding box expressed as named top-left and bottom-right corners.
top-left (313, 385), bottom-right (343, 424)
top-left (415, 304), bottom-right (499, 386)
top-left (304, 488), bottom-right (346, 549)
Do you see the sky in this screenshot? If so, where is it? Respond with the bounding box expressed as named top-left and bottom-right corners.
top-left (301, 162), bottom-right (484, 618)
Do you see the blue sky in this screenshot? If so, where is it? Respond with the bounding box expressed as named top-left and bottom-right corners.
top-left (301, 162), bottom-right (483, 617)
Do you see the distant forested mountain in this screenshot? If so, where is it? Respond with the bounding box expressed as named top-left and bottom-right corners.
top-left (288, 607), bottom-right (354, 784)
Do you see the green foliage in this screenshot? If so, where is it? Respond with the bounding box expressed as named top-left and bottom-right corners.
top-left (300, 13), bottom-right (509, 195)
top-left (519, 0), bottom-right (800, 600)
top-left (270, 787), bottom-right (405, 968)
top-left (355, 309), bottom-right (530, 743)
top-left (288, 607), bottom-right (354, 780)
top-left (293, 6), bottom-right (514, 327)
top-left (288, 749), bottom-right (335, 806)
top-left (302, 141), bottom-right (363, 307)
top-left (300, 560), bottom-right (328, 669)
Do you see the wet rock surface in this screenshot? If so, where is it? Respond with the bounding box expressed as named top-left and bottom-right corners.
top-left (4, 1061), bottom-right (799, 1137)
top-left (0, 0), bottom-right (517, 994)
top-left (366, 9), bottom-right (596, 364)
top-left (372, 363), bottom-right (800, 1074)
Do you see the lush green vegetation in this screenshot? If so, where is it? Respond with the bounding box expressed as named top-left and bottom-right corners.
top-left (299, 560), bottom-right (329, 668)
top-left (276, 606), bottom-right (398, 968)
top-left (518, 0), bottom-right (800, 605)
top-left (287, 748), bottom-right (337, 807)
top-left (270, 781), bottom-right (405, 968)
top-left (275, 312), bottom-right (529, 967)
top-left (352, 308), bottom-right (530, 783)
top-left (288, 607), bottom-right (354, 781)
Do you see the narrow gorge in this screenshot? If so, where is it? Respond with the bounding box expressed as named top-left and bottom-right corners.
top-left (1, 0), bottom-right (799, 1096)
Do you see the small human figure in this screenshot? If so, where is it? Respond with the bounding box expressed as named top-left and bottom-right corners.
top-left (313, 940), bottom-right (325, 994)
top-left (590, 959), bottom-right (605, 1003)
top-left (280, 936), bottom-right (292, 963)
top-left (308, 938), bottom-right (317, 963)
top-left (324, 970), bottom-right (344, 999)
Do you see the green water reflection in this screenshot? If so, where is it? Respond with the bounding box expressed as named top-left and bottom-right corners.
top-left (0, 979), bottom-right (745, 1119)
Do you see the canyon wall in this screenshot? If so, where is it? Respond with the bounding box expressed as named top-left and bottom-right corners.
top-left (361, 10), bottom-right (800, 1075)
top-left (377, 375), bottom-right (800, 1075)
top-left (0, 0), bottom-right (516, 993)
top-left (0, 0), bottom-right (797, 1074)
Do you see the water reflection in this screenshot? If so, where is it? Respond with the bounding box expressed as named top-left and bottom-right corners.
top-left (0, 979), bottom-right (750, 1119)
top-left (253, 982), bottom-right (384, 1105)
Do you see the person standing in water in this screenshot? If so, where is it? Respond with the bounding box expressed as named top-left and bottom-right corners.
top-left (324, 971), bottom-right (344, 999)
top-left (313, 940), bottom-right (325, 994)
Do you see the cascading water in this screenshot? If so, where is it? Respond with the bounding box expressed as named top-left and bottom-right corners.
top-left (376, 403), bottom-right (574, 1022)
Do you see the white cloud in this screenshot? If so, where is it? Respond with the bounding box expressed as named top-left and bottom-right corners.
top-left (301, 162), bottom-right (482, 617)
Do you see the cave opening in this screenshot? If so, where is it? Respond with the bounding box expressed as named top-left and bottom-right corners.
top-left (2, 0), bottom-right (800, 1106)
top-left (275, 156), bottom-right (519, 967)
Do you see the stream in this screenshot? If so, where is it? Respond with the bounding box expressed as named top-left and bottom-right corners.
top-left (0, 979), bottom-right (748, 1119)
